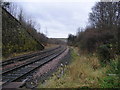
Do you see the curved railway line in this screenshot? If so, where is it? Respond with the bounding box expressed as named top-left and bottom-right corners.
top-left (1, 46), bottom-right (60, 67)
top-left (1, 46), bottom-right (67, 88)
top-left (1, 46), bottom-right (61, 75)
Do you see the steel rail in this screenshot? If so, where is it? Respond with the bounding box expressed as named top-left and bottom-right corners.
top-left (1, 46), bottom-right (61, 67)
top-left (2, 46), bottom-right (63, 75)
top-left (2, 46), bottom-right (66, 87)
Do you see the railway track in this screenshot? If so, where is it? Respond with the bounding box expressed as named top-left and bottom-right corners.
top-left (1, 46), bottom-right (61, 75)
top-left (1, 46), bottom-right (66, 88)
top-left (2, 46), bottom-right (62, 74)
top-left (1, 46), bottom-right (61, 67)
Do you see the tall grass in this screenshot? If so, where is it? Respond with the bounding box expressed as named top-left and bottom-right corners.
top-left (38, 47), bottom-right (108, 88)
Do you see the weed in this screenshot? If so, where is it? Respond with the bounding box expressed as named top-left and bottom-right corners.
top-left (38, 47), bottom-right (107, 88)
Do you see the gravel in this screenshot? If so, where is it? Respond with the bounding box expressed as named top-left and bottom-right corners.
top-left (25, 47), bottom-right (71, 88)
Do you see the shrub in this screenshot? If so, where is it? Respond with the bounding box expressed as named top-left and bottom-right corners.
top-left (100, 57), bottom-right (120, 88)
top-left (97, 44), bottom-right (111, 64)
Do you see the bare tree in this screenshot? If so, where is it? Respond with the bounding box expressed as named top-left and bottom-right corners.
top-left (0, 1), bottom-right (11, 9)
top-left (18, 8), bottom-right (24, 22)
top-left (89, 2), bottom-right (120, 30)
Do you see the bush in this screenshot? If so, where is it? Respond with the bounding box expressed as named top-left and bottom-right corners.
top-left (107, 59), bottom-right (120, 74)
top-left (97, 44), bottom-right (111, 64)
top-left (100, 57), bottom-right (120, 88)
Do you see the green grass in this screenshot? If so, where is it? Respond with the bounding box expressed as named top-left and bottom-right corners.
top-left (38, 47), bottom-right (108, 88)
top-left (99, 56), bottom-right (120, 88)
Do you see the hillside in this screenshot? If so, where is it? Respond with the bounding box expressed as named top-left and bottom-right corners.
top-left (2, 8), bottom-right (44, 57)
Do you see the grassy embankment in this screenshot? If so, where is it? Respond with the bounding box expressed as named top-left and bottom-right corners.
top-left (38, 47), bottom-right (113, 88)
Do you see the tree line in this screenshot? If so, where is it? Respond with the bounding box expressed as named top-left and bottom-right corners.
top-left (68, 2), bottom-right (120, 63)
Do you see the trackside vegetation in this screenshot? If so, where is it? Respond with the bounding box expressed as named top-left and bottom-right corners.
top-left (38, 48), bottom-right (105, 88)
top-left (67, 2), bottom-right (120, 88)
top-left (38, 48), bottom-right (119, 88)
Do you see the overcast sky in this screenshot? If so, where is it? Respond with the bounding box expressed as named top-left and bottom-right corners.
top-left (13, 0), bottom-right (98, 38)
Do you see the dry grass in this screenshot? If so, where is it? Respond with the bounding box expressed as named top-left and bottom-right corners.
top-left (38, 47), bottom-right (108, 88)
top-left (45, 44), bottom-right (58, 49)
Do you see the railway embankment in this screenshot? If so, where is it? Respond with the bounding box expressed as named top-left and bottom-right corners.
top-left (2, 7), bottom-right (44, 58)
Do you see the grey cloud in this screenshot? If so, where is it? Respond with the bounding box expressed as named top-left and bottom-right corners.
top-left (17, 2), bottom-right (95, 38)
